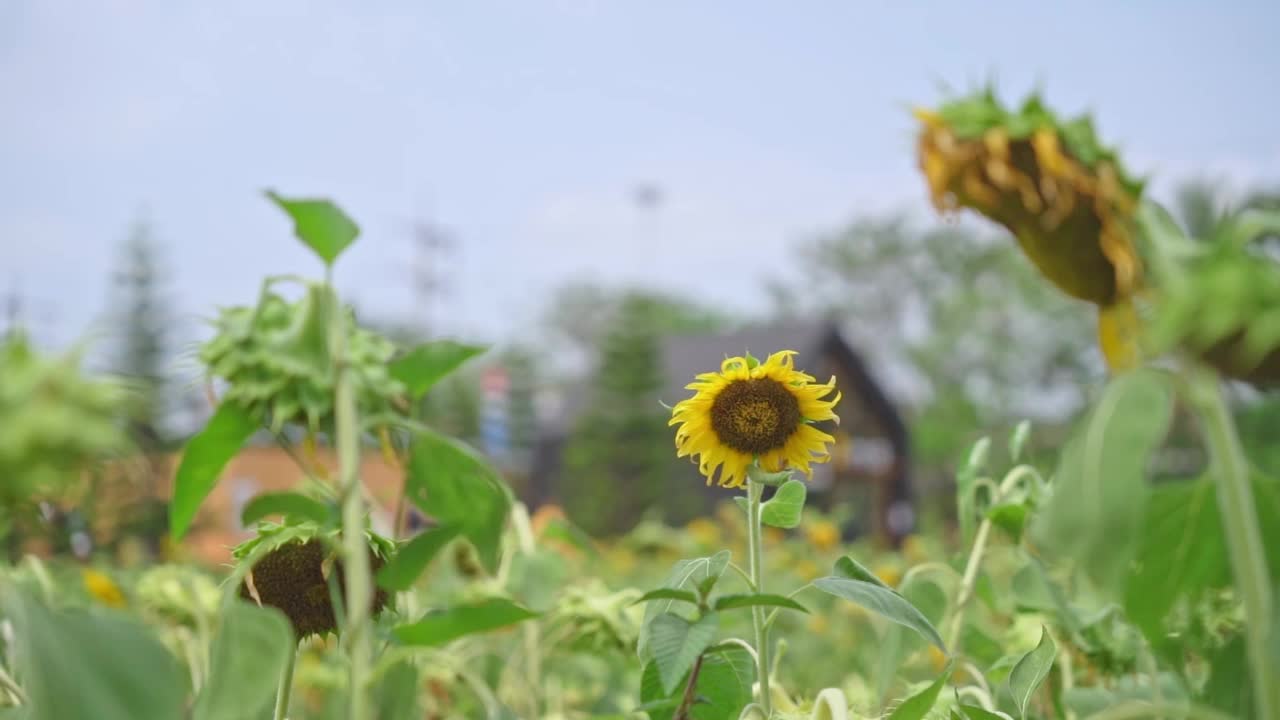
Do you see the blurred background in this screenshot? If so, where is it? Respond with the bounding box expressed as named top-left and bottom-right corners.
top-left (3, 2), bottom-right (1279, 564)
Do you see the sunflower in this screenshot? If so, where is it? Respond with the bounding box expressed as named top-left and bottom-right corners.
top-left (670, 350), bottom-right (840, 489)
top-left (915, 90), bottom-right (1148, 370)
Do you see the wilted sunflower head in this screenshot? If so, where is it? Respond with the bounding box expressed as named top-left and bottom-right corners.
top-left (669, 350), bottom-right (840, 489)
top-left (235, 528), bottom-right (392, 640)
top-left (915, 90), bottom-right (1146, 308)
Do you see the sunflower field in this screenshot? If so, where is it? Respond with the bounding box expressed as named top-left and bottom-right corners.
top-left (3, 88), bottom-right (1280, 720)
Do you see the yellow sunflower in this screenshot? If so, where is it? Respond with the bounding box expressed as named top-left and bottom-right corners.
top-left (670, 350), bottom-right (840, 489)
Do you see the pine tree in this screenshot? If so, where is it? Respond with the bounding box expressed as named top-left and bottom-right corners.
top-left (108, 219), bottom-right (173, 451)
top-left (562, 294), bottom-right (671, 535)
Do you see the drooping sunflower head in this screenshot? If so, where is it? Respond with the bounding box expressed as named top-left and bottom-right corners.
top-left (669, 350), bottom-right (840, 489)
top-left (914, 89), bottom-right (1146, 308)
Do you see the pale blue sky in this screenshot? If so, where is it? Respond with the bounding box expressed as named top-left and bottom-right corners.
top-left (3, 1), bottom-right (1278, 352)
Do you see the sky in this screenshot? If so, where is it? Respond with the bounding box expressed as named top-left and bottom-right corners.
top-left (3, 1), bottom-right (1279, 355)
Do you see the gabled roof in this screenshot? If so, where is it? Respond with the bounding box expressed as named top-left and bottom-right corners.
top-left (658, 322), bottom-right (836, 407)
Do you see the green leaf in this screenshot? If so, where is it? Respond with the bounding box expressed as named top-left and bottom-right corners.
top-left (1125, 473), bottom-right (1280, 659)
top-left (376, 524), bottom-right (462, 592)
top-left (193, 600), bottom-right (293, 720)
top-left (1201, 633), bottom-right (1252, 718)
top-left (393, 598), bottom-right (537, 647)
top-left (2, 588), bottom-right (187, 720)
top-left (1008, 420), bottom-right (1032, 463)
top-left (390, 341), bottom-right (486, 398)
top-left (638, 550), bottom-right (731, 660)
top-left (650, 612), bottom-right (720, 695)
top-left (1031, 369), bottom-right (1175, 592)
top-left (986, 503), bottom-right (1028, 542)
top-left (267, 191), bottom-right (359, 266)
top-left (713, 593), bottom-right (809, 613)
top-left (640, 647), bottom-right (755, 720)
top-left (1008, 626), bottom-right (1056, 719)
top-left (635, 588), bottom-right (701, 606)
top-left (834, 554), bottom-right (893, 589)
top-left (760, 479), bottom-right (806, 528)
top-left (954, 704), bottom-right (1013, 720)
top-left (888, 664), bottom-right (952, 720)
top-left (240, 491), bottom-right (332, 528)
top-left (814, 576), bottom-right (947, 653)
top-left (170, 401), bottom-right (257, 539)
top-left (405, 429), bottom-right (512, 573)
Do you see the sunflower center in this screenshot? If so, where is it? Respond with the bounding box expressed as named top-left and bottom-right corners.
top-left (709, 378), bottom-right (802, 454)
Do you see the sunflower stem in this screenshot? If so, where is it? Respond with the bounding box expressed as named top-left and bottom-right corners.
top-left (329, 281), bottom-right (372, 720)
top-left (1184, 367), bottom-right (1279, 720)
top-left (272, 647), bottom-right (297, 720)
top-left (746, 475), bottom-right (773, 717)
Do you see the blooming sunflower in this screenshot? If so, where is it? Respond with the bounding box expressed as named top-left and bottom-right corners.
top-left (670, 350), bottom-right (840, 489)
top-left (914, 89), bottom-right (1148, 370)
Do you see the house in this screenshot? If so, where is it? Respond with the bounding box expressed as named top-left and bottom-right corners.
top-left (527, 322), bottom-right (914, 546)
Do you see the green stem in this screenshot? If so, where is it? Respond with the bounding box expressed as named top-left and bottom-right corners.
top-left (0, 663), bottom-right (27, 706)
top-left (947, 511), bottom-right (993, 655)
top-left (272, 647), bottom-right (297, 720)
top-left (330, 286), bottom-right (372, 720)
top-left (1185, 368), bottom-right (1279, 720)
top-left (746, 477), bottom-right (773, 717)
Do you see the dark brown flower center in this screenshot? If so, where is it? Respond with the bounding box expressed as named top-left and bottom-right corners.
top-left (710, 378), bottom-right (802, 454)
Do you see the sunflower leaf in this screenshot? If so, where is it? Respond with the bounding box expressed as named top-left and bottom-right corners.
top-left (760, 479), bottom-right (806, 528)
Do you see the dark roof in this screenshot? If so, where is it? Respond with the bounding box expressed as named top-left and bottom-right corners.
top-left (658, 322), bottom-right (836, 407)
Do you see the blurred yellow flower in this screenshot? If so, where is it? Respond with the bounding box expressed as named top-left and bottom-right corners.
top-left (805, 520), bottom-right (841, 552)
top-left (82, 568), bottom-right (126, 608)
top-left (795, 559), bottom-right (821, 582)
top-left (927, 644), bottom-right (949, 673)
top-left (670, 350), bottom-right (840, 488)
top-left (901, 534), bottom-right (928, 565)
top-left (806, 613), bottom-right (830, 634)
top-left (685, 517), bottom-right (721, 547)
top-left (764, 526), bottom-right (786, 546)
top-left (874, 565), bottom-right (901, 589)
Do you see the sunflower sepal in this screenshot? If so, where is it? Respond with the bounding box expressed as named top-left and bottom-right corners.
top-left (746, 464), bottom-right (793, 488)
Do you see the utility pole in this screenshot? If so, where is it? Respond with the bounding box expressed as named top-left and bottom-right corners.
top-left (631, 183), bottom-right (663, 284)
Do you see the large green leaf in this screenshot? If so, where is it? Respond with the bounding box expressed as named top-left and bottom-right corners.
top-left (193, 601), bottom-right (293, 720)
top-left (404, 429), bottom-right (511, 573)
top-left (393, 598), bottom-right (537, 647)
top-left (760, 479), bottom-right (807, 528)
top-left (1008, 626), bottom-right (1056, 719)
top-left (390, 341), bottom-right (486, 398)
top-left (638, 551), bottom-right (731, 660)
top-left (3, 589), bottom-right (187, 720)
top-left (1125, 474), bottom-right (1280, 657)
top-left (639, 647), bottom-right (754, 720)
top-left (267, 192), bottom-right (359, 266)
top-left (240, 491), bottom-right (332, 528)
top-left (649, 612), bottom-right (720, 695)
top-left (376, 524), bottom-right (462, 592)
top-left (1031, 369), bottom-right (1175, 592)
top-left (815, 576), bottom-right (947, 653)
top-left (888, 665), bottom-right (952, 720)
top-left (170, 401), bottom-right (257, 539)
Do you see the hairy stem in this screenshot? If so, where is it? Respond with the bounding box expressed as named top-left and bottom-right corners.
top-left (746, 477), bottom-right (773, 717)
top-left (1185, 369), bottom-right (1279, 720)
top-left (272, 647), bottom-right (297, 720)
top-left (330, 285), bottom-right (372, 720)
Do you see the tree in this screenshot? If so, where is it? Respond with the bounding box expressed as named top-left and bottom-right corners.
top-left (787, 213), bottom-right (1098, 468)
top-left (106, 218), bottom-right (174, 451)
top-left (559, 292), bottom-right (703, 535)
